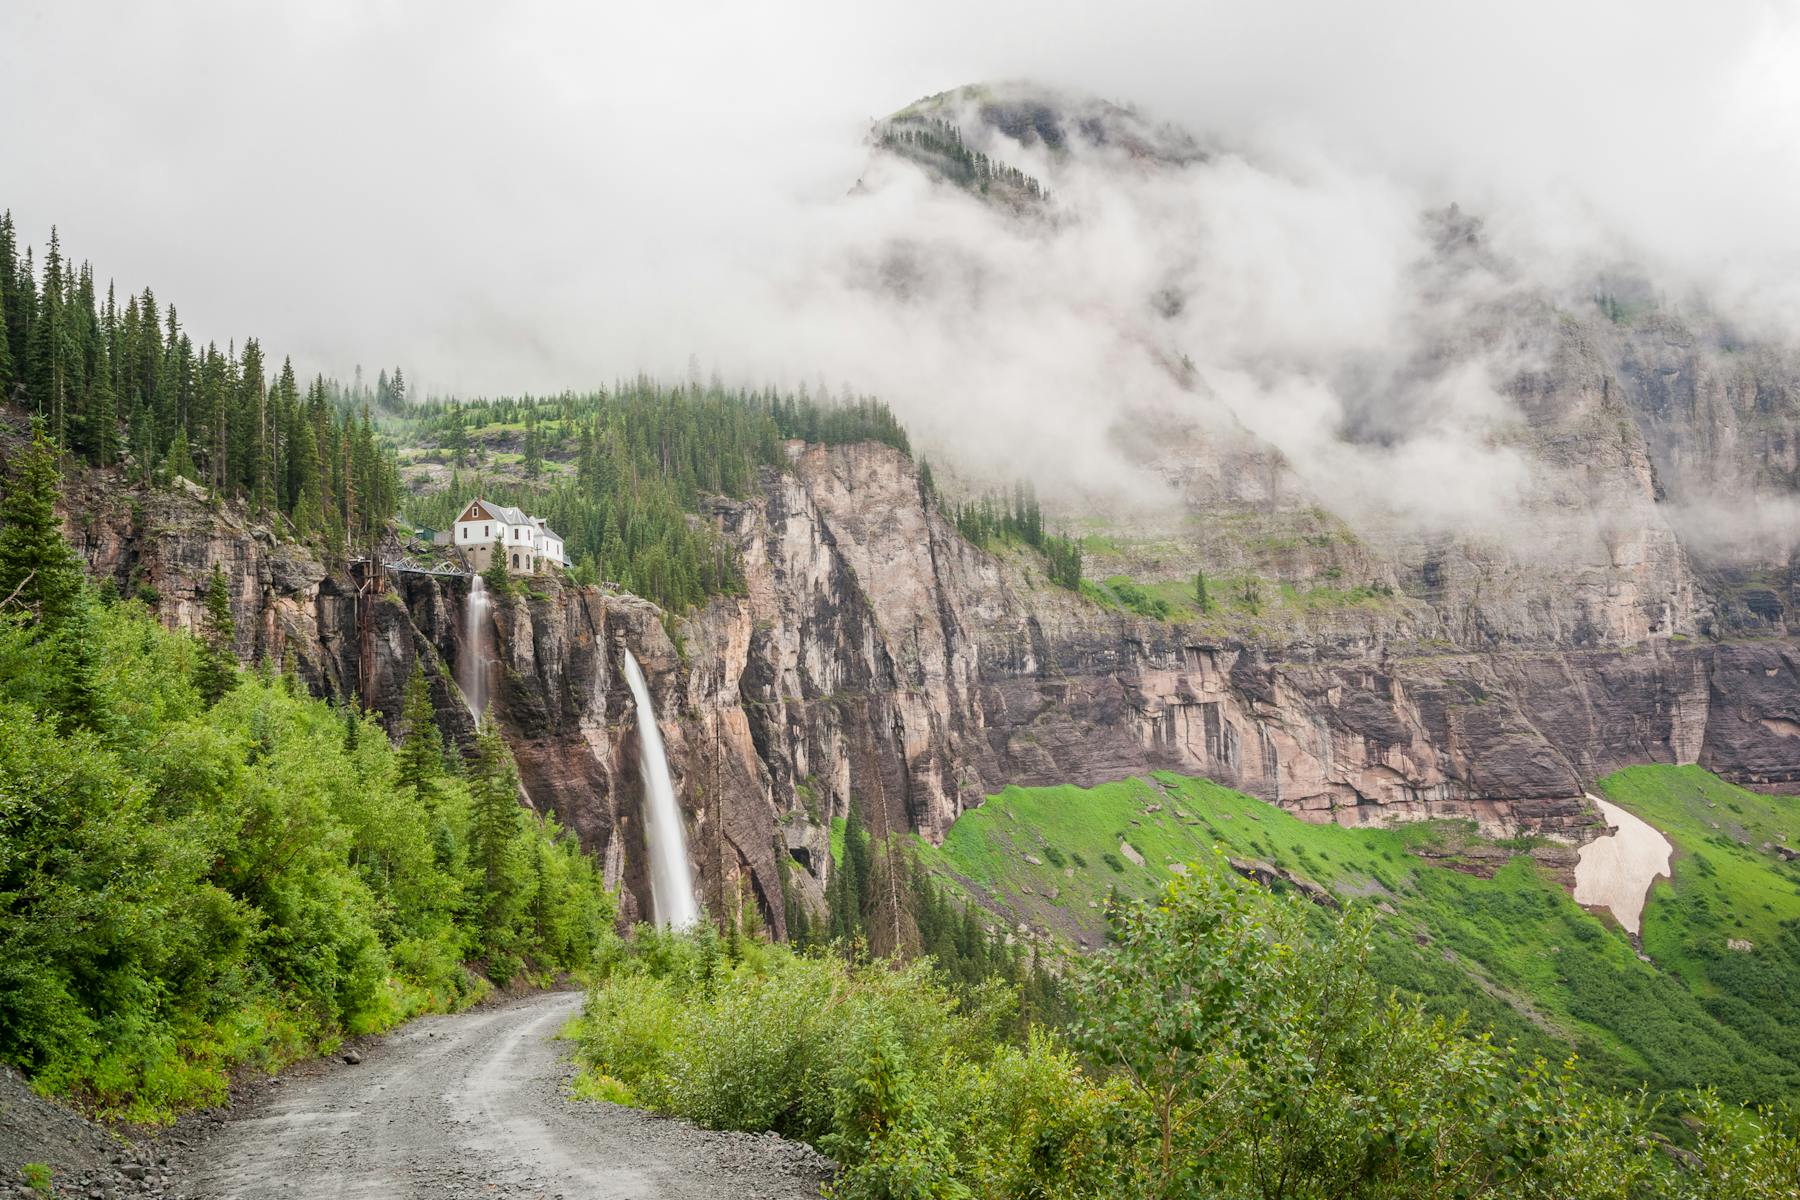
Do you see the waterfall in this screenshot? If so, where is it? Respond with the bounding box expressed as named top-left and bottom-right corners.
top-left (457, 575), bottom-right (491, 724)
top-left (621, 648), bottom-right (698, 929)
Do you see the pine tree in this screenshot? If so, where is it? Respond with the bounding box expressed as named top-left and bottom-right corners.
top-left (482, 555), bottom-right (512, 599)
top-left (446, 409), bottom-right (469, 467)
top-left (25, 229), bottom-right (69, 445)
top-left (397, 660), bottom-right (442, 793)
top-left (523, 417), bottom-right (542, 479)
top-left (237, 338), bottom-right (267, 510)
top-left (829, 796), bottom-right (875, 957)
top-left (50, 595), bottom-right (107, 733)
top-left (0, 418), bottom-right (87, 633)
top-left (467, 710), bottom-right (523, 948)
top-left (1194, 569), bottom-right (1210, 613)
top-left (194, 563), bottom-right (238, 706)
top-left (0, 285), bottom-right (12, 392)
top-left (129, 403), bottom-right (155, 485)
top-left (165, 426), bottom-right (197, 485)
top-left (0, 211), bottom-right (18, 392)
top-left (89, 367), bottom-right (116, 468)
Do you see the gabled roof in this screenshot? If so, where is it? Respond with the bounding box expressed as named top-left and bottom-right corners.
top-left (461, 498), bottom-right (533, 527)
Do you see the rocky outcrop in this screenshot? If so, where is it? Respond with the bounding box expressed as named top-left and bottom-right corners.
top-left (40, 425), bottom-right (1800, 934)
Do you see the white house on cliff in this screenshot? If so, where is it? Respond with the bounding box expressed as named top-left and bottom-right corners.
top-left (453, 499), bottom-right (568, 573)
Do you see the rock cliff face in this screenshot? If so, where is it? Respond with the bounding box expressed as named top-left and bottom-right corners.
top-left (20, 85), bottom-right (1800, 937)
top-left (52, 428), bottom-right (1800, 934)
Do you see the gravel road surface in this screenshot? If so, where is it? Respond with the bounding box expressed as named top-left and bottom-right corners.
top-left (184, 990), bottom-right (827, 1200)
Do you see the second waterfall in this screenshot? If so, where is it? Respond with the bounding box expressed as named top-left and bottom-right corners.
top-left (621, 648), bottom-right (699, 929)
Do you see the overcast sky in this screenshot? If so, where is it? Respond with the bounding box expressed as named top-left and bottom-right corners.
top-left (4, 0), bottom-right (1799, 407)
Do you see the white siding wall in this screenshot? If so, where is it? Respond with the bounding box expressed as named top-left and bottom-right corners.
top-left (455, 504), bottom-right (564, 573)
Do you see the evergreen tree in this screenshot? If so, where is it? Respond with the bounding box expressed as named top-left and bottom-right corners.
top-left (24, 228), bottom-right (68, 443)
top-left (480, 551), bottom-right (509, 594)
top-left (828, 796), bottom-right (874, 956)
top-left (164, 426), bottom-right (197, 485)
top-left (0, 418), bottom-right (86, 632)
top-left (50, 595), bottom-right (108, 733)
top-left (446, 409), bottom-right (469, 467)
top-left (397, 660), bottom-right (443, 793)
top-left (194, 563), bottom-right (238, 707)
top-left (129, 403), bottom-right (155, 485)
top-left (0, 211), bottom-right (18, 391)
top-left (1194, 569), bottom-right (1210, 613)
top-left (88, 366), bottom-right (116, 468)
top-left (0, 281), bottom-right (12, 392)
top-left (523, 416), bottom-right (542, 479)
top-left (467, 709), bottom-right (524, 951)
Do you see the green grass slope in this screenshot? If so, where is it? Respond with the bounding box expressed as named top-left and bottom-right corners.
top-left (1602, 766), bottom-right (1800, 1085)
top-left (918, 768), bottom-right (1800, 1108)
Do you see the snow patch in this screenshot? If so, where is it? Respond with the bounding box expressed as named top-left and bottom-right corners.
top-left (1572, 794), bottom-right (1672, 935)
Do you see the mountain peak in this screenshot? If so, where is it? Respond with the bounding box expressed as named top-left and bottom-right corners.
top-left (891, 81), bottom-right (1207, 166)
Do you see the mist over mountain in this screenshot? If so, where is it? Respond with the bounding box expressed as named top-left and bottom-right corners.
top-left (11, 2), bottom-right (1799, 576)
top-left (6, 2), bottom-right (1800, 383)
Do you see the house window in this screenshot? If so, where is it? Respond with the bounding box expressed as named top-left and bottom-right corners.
top-left (484, 524), bottom-right (490, 537)
top-left (512, 552), bottom-right (520, 569)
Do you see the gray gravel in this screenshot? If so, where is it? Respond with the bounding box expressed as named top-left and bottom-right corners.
top-left (1, 1061), bottom-right (147, 1198)
top-left (4, 991), bottom-right (829, 1200)
top-left (188, 990), bottom-right (828, 1200)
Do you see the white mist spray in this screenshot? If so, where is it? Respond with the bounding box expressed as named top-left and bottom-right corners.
top-left (622, 648), bottom-right (698, 929)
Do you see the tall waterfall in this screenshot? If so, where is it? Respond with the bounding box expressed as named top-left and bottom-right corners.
top-left (622, 648), bottom-right (698, 929)
top-left (456, 575), bottom-right (491, 724)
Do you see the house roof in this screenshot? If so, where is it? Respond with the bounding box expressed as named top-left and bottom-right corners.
top-left (464, 498), bottom-right (533, 527)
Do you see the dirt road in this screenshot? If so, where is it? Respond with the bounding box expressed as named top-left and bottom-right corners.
top-left (184, 990), bottom-right (827, 1200)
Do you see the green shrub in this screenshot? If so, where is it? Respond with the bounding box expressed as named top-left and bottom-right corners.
top-left (1104, 577), bottom-right (1173, 621)
top-left (575, 870), bottom-right (1800, 1199)
top-left (0, 592), bottom-right (614, 1120)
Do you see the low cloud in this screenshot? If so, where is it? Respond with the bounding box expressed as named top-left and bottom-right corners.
top-left (5, 1), bottom-right (1800, 555)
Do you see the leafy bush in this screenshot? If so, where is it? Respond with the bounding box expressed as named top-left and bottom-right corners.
top-left (0, 550), bottom-right (614, 1119)
top-left (577, 864), bottom-right (1800, 1199)
top-left (1104, 577), bottom-right (1173, 621)
top-left (576, 927), bottom-right (1110, 1198)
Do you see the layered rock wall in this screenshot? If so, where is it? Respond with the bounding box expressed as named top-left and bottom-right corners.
top-left (49, 437), bottom-right (1800, 933)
